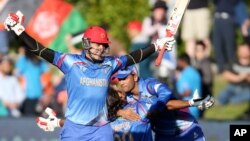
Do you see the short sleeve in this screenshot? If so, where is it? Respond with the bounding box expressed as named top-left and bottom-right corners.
top-left (146, 79), bottom-right (172, 103)
top-left (111, 56), bottom-right (127, 73)
top-left (53, 51), bottom-right (74, 74)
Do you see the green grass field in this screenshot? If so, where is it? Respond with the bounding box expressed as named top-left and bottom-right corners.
top-left (204, 74), bottom-right (250, 120)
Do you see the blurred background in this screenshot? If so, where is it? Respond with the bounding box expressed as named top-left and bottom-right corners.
top-left (0, 0), bottom-right (250, 141)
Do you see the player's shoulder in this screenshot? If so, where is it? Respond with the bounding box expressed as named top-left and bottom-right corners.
top-left (104, 55), bottom-right (127, 64)
top-left (58, 53), bottom-right (86, 64)
top-left (141, 78), bottom-right (161, 95)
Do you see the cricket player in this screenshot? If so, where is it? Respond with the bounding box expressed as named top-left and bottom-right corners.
top-left (111, 67), bottom-right (214, 141)
top-left (4, 11), bottom-right (175, 141)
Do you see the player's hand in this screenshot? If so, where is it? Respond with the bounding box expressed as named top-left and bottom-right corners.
top-left (117, 108), bottom-right (141, 121)
top-left (188, 89), bottom-right (215, 110)
top-left (4, 11), bottom-right (25, 36)
top-left (36, 107), bottom-right (61, 132)
top-left (154, 36), bottom-right (176, 51)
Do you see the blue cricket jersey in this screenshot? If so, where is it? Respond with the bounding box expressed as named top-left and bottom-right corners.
top-left (53, 51), bottom-right (127, 126)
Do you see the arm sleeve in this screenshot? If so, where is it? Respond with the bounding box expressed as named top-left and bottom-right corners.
top-left (19, 32), bottom-right (55, 64)
top-left (125, 44), bottom-right (155, 66)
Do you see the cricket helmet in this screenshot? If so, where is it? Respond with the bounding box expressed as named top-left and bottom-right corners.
top-left (82, 26), bottom-right (110, 48)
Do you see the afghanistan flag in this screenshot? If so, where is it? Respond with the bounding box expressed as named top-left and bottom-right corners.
top-left (0, 0), bottom-right (87, 52)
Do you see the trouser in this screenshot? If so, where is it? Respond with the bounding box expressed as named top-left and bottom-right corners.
top-left (155, 122), bottom-right (205, 141)
top-left (212, 15), bottom-right (236, 73)
top-left (60, 119), bottom-right (114, 141)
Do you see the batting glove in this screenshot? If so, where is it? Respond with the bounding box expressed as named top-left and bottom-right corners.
top-left (188, 89), bottom-right (215, 110)
top-left (4, 11), bottom-right (25, 36)
top-left (154, 36), bottom-right (176, 51)
top-left (36, 107), bottom-right (61, 132)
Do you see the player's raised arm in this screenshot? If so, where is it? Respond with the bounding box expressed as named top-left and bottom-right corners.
top-left (4, 11), bottom-right (55, 63)
top-left (125, 36), bottom-right (175, 66)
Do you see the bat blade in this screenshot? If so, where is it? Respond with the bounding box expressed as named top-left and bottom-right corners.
top-left (155, 0), bottom-right (190, 66)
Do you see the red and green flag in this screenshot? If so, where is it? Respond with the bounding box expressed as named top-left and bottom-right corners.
top-left (0, 0), bottom-right (87, 52)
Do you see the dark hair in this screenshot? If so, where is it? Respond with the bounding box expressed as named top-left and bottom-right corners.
top-left (178, 53), bottom-right (191, 65)
top-left (0, 55), bottom-right (14, 75)
top-left (196, 40), bottom-right (206, 50)
top-left (152, 0), bottom-right (168, 11)
top-left (0, 55), bottom-right (14, 65)
top-left (107, 87), bottom-right (124, 121)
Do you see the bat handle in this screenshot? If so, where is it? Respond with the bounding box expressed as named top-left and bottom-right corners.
top-left (154, 30), bottom-right (173, 66)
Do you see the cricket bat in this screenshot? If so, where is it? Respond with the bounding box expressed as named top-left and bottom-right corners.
top-left (155, 0), bottom-right (190, 66)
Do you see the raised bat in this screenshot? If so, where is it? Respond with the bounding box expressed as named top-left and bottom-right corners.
top-left (155, 0), bottom-right (190, 66)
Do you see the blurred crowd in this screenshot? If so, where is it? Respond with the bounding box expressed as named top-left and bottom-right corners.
top-left (0, 0), bottom-right (250, 119)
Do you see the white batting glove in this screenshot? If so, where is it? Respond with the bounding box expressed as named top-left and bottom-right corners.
top-left (36, 107), bottom-right (61, 132)
top-left (154, 36), bottom-right (176, 51)
top-left (188, 89), bottom-right (215, 110)
top-left (4, 11), bottom-right (25, 36)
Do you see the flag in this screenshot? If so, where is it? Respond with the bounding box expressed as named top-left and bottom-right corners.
top-left (0, 0), bottom-right (87, 52)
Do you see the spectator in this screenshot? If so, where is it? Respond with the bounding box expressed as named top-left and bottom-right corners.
top-left (176, 53), bottom-right (202, 118)
top-left (212, 0), bottom-right (240, 73)
top-left (0, 55), bottom-right (25, 117)
top-left (0, 30), bottom-right (9, 55)
top-left (127, 20), bottom-right (153, 78)
top-left (142, 0), bottom-right (177, 84)
top-left (217, 44), bottom-right (250, 105)
top-left (194, 40), bottom-right (213, 97)
top-left (234, 0), bottom-right (250, 46)
top-left (15, 47), bottom-right (49, 116)
top-left (241, 18), bottom-right (250, 46)
top-left (181, 0), bottom-right (211, 60)
top-left (35, 68), bottom-right (56, 114)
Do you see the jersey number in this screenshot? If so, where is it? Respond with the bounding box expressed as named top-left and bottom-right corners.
top-left (114, 132), bottom-right (134, 141)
